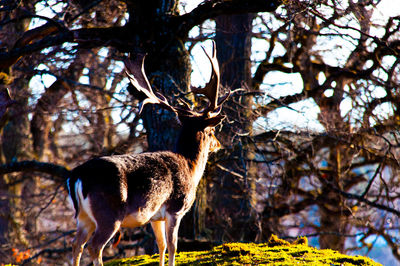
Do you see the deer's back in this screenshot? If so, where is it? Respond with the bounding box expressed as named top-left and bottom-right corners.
top-left (71, 151), bottom-right (194, 223)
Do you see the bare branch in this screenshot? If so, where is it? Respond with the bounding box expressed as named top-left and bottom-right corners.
top-left (175, 0), bottom-right (280, 37)
top-left (0, 160), bottom-right (70, 181)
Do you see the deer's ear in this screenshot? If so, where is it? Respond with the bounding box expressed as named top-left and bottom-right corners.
top-left (204, 115), bottom-right (225, 128)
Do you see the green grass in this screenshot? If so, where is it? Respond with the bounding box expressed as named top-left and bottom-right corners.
top-left (105, 235), bottom-right (381, 266)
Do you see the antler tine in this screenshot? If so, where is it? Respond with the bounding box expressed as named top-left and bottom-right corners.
top-left (124, 54), bottom-right (174, 114)
top-left (191, 41), bottom-right (220, 114)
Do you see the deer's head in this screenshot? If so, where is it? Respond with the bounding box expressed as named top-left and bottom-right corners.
top-left (124, 42), bottom-right (229, 155)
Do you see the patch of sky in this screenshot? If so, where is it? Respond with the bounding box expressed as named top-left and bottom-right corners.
top-left (260, 71), bottom-right (303, 98)
top-left (79, 68), bottom-right (90, 85)
top-left (372, 0), bottom-right (400, 31)
top-left (316, 0), bottom-right (336, 18)
top-left (370, 102), bottom-right (394, 125)
top-left (46, 42), bottom-right (77, 69)
top-left (61, 119), bottom-right (85, 137)
top-left (113, 78), bottom-right (129, 102)
top-left (381, 55), bottom-right (398, 71)
top-left (189, 39), bottom-right (215, 88)
top-left (114, 89), bottom-right (137, 135)
top-left (371, 85), bottom-right (387, 99)
top-left (360, 84), bottom-right (387, 107)
top-left (29, 0), bottom-right (66, 29)
top-left (316, 29), bottom-right (355, 67)
top-left (60, 93), bottom-right (92, 134)
top-left (340, 87), bottom-right (362, 120)
top-left (299, 175), bottom-right (321, 193)
top-left (102, 56), bottom-right (135, 137)
top-left (186, 18), bottom-right (215, 88)
top-left (250, 38), bottom-right (268, 74)
top-left (107, 60), bottom-right (138, 136)
top-left (324, 89), bottom-right (334, 97)
top-left (116, 110), bottom-right (136, 136)
top-left (281, 204), bottom-right (320, 241)
top-left (97, 48), bottom-right (109, 63)
top-left (364, 59), bottom-right (374, 70)
top-left (40, 46), bottom-right (55, 57)
top-left (252, 16), bottom-right (268, 35)
top-left (76, 90), bottom-right (91, 111)
top-left (251, 38), bottom-right (289, 75)
top-left (109, 59), bottom-right (125, 74)
top-left (358, 234), bottom-right (388, 248)
top-left (350, 165), bottom-right (377, 190)
top-left (251, 35), bottom-right (290, 71)
top-left (179, 0), bottom-right (203, 14)
top-left (317, 72), bottom-right (326, 86)
top-left (28, 64), bottom-right (56, 106)
top-left (118, 12), bottom-right (129, 27)
top-left (258, 12), bottom-right (285, 32)
top-left (188, 26), bottom-right (200, 40)
top-left (187, 18), bottom-right (215, 39)
top-left (260, 98), bottom-right (324, 132)
top-left (350, 232), bottom-right (399, 266)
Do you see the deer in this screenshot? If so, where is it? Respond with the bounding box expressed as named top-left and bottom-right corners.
top-left (67, 42), bottom-right (230, 266)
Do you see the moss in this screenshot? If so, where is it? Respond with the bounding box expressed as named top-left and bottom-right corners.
top-left (293, 236), bottom-right (308, 246)
top-left (105, 235), bottom-right (381, 266)
top-left (267, 234), bottom-right (291, 247)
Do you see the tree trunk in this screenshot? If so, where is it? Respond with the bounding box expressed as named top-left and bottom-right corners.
top-left (318, 145), bottom-right (350, 252)
top-left (0, 1), bottom-right (33, 245)
top-left (316, 80), bottom-right (350, 252)
top-left (1, 69), bottom-right (33, 246)
top-left (125, 0), bottom-right (193, 250)
top-left (142, 44), bottom-right (191, 151)
top-left (211, 13), bottom-right (259, 241)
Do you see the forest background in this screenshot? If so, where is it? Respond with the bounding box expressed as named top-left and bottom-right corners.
top-left (0, 0), bottom-right (400, 265)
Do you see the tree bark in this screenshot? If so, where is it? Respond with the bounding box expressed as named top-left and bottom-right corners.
top-left (0, 1), bottom-right (34, 245)
top-left (212, 13), bottom-right (259, 241)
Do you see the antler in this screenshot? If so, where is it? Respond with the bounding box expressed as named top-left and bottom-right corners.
top-left (192, 41), bottom-right (230, 117)
top-left (124, 54), bottom-right (174, 114)
top-left (125, 41), bottom-right (230, 118)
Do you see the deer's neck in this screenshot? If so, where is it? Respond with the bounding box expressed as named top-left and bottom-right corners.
top-left (175, 131), bottom-right (210, 186)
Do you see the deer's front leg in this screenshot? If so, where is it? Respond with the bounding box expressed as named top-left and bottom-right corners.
top-left (151, 220), bottom-right (167, 266)
top-left (165, 213), bottom-right (182, 266)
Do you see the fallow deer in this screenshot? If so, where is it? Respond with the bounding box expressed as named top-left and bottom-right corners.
top-left (67, 42), bottom-right (229, 266)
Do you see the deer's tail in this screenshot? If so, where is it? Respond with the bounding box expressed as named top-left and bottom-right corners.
top-left (66, 176), bottom-right (79, 218)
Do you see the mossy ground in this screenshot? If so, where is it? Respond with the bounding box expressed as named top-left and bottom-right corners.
top-left (106, 235), bottom-right (381, 266)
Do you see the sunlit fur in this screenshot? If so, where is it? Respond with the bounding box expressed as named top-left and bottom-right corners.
top-left (68, 116), bottom-right (223, 266)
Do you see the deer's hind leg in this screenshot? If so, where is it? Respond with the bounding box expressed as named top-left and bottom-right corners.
top-left (87, 218), bottom-right (121, 266)
top-left (86, 194), bottom-right (123, 266)
top-left (72, 212), bottom-right (95, 266)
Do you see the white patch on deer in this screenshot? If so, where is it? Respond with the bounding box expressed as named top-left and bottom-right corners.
top-left (75, 179), bottom-right (97, 227)
top-left (151, 204), bottom-right (166, 221)
top-left (66, 178), bottom-right (74, 209)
